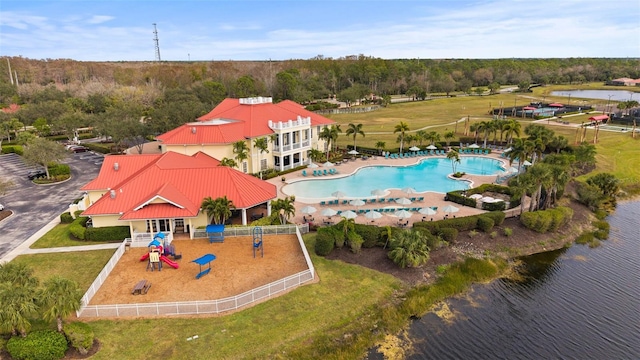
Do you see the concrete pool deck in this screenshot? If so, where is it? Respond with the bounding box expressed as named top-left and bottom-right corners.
top-left (268, 151), bottom-right (518, 228)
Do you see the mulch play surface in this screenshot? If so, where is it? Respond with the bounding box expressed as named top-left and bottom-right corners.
top-left (89, 235), bottom-right (309, 305)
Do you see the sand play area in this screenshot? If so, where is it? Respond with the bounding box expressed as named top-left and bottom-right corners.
top-left (89, 235), bottom-right (309, 305)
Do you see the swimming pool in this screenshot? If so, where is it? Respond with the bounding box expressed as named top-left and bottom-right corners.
top-left (283, 156), bottom-right (505, 200)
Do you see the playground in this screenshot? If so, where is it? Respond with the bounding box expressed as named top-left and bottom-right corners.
top-left (88, 234), bottom-right (309, 305)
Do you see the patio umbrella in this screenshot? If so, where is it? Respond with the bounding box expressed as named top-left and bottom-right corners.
top-left (426, 145), bottom-right (437, 150)
top-left (469, 143), bottom-right (480, 149)
top-left (320, 208), bottom-right (338, 217)
top-left (307, 163), bottom-right (319, 168)
top-left (349, 199), bottom-right (365, 207)
top-left (469, 194), bottom-right (483, 200)
top-left (341, 210), bottom-right (358, 219)
top-left (409, 146), bottom-right (420, 152)
top-left (395, 197), bottom-right (412, 205)
top-left (371, 189), bottom-right (386, 199)
top-left (300, 206), bottom-right (317, 215)
top-left (348, 149), bottom-right (359, 155)
top-left (323, 161), bottom-right (334, 167)
top-left (394, 209), bottom-right (413, 219)
top-left (418, 207), bottom-right (437, 216)
top-left (402, 187), bottom-right (418, 194)
top-left (480, 196), bottom-right (495, 203)
top-left (442, 205), bottom-right (459, 215)
top-left (364, 210), bottom-right (383, 221)
top-left (331, 191), bottom-right (347, 200)
top-left (523, 160), bottom-right (532, 166)
top-left (507, 166), bottom-right (519, 173)
top-left (503, 147), bottom-right (513, 153)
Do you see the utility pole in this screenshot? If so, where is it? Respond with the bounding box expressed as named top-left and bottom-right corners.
top-left (153, 23), bottom-right (161, 61)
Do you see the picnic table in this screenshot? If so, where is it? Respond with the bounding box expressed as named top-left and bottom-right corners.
top-left (131, 279), bottom-right (151, 295)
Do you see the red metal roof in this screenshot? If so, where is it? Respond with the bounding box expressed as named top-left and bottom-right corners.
top-left (522, 106), bottom-right (537, 110)
top-left (588, 115), bottom-right (609, 121)
top-left (156, 98), bottom-right (335, 145)
top-left (549, 103), bottom-right (564, 107)
top-left (82, 151), bottom-right (275, 220)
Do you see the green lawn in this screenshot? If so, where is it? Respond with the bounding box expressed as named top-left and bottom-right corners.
top-left (29, 222), bottom-right (116, 249)
top-left (10, 250), bottom-right (115, 290)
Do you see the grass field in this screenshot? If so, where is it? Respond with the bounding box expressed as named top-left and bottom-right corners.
top-left (29, 223), bottom-right (115, 249)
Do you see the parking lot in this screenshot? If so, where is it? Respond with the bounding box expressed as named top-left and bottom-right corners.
top-left (0, 151), bottom-right (103, 258)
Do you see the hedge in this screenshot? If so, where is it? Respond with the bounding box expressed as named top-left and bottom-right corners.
top-left (477, 216), bottom-right (495, 232)
top-left (60, 212), bottom-right (74, 224)
top-left (314, 227), bottom-right (336, 256)
top-left (482, 211), bottom-right (505, 226)
top-left (6, 330), bottom-right (68, 360)
top-left (48, 163), bottom-right (70, 177)
top-left (85, 226), bottom-right (130, 241)
top-left (63, 321), bottom-right (94, 355)
top-left (445, 191), bottom-right (477, 207)
top-left (437, 227), bottom-right (458, 242)
top-left (520, 207), bottom-right (573, 233)
top-left (1, 145), bottom-right (24, 155)
top-left (69, 221), bottom-right (86, 240)
top-left (482, 201), bottom-right (506, 211)
top-left (354, 223), bottom-right (383, 248)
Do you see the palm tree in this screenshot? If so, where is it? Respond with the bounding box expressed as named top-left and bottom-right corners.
top-left (345, 123), bottom-right (365, 151)
top-left (415, 130), bottom-right (427, 146)
top-left (253, 137), bottom-right (269, 179)
top-left (39, 276), bottom-right (83, 332)
top-left (271, 196), bottom-right (295, 225)
top-left (470, 122), bottom-right (480, 144)
top-left (426, 131), bottom-right (441, 146)
top-left (546, 164), bottom-right (570, 208)
top-left (476, 120), bottom-right (494, 148)
top-left (444, 131), bottom-right (455, 148)
top-left (375, 141), bottom-right (386, 155)
top-left (232, 140), bottom-right (249, 171)
top-left (531, 138), bottom-right (546, 165)
top-left (219, 157), bottom-right (238, 168)
top-left (308, 148), bottom-right (324, 163)
top-left (0, 263), bottom-right (39, 336)
top-left (394, 121), bottom-right (410, 153)
top-left (201, 196), bottom-right (217, 224)
top-left (503, 119), bottom-right (522, 145)
top-left (318, 126), bottom-right (332, 161)
top-left (387, 229), bottom-right (430, 268)
top-left (447, 150), bottom-right (460, 174)
top-left (329, 124), bottom-right (341, 153)
top-left (526, 163), bottom-right (551, 211)
top-left (201, 196), bottom-right (235, 224)
top-left (511, 172), bottom-right (535, 215)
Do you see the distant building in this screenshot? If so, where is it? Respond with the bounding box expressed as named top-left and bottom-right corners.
top-left (606, 78), bottom-right (640, 86)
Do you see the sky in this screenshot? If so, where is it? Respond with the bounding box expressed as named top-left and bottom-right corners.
top-left (1, 0), bottom-right (639, 62)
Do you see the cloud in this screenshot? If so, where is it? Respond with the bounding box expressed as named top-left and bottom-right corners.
top-left (219, 23), bottom-right (262, 31)
top-left (86, 15), bottom-right (114, 25)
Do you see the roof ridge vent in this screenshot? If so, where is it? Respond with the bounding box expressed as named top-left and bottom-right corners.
top-left (239, 97), bottom-right (272, 105)
top-left (191, 127), bottom-right (197, 134)
top-left (110, 189), bottom-right (116, 199)
top-left (113, 162), bottom-right (119, 171)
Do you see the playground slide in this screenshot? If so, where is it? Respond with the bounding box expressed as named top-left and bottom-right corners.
top-left (160, 255), bottom-right (179, 269)
top-left (140, 253), bottom-right (150, 261)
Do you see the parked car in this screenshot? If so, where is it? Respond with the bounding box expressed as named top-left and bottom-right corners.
top-left (68, 145), bottom-right (89, 153)
top-left (27, 169), bottom-right (47, 180)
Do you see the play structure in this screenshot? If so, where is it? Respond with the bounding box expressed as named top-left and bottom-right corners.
top-left (206, 224), bottom-right (225, 243)
top-left (192, 253), bottom-right (216, 279)
top-left (253, 226), bottom-right (263, 258)
top-left (139, 233), bottom-right (180, 270)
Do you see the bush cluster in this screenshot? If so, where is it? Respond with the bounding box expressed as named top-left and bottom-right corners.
top-left (6, 330), bottom-right (68, 360)
top-left (347, 231), bottom-right (364, 253)
top-left (353, 223), bottom-right (384, 248)
top-left (477, 216), bottom-right (495, 232)
top-left (85, 226), bottom-right (130, 241)
top-left (437, 227), bottom-right (458, 242)
top-left (520, 206), bottom-right (573, 233)
top-left (63, 321), bottom-right (95, 355)
top-left (482, 201), bottom-right (506, 211)
top-left (48, 163), bottom-right (70, 177)
top-left (445, 191), bottom-right (477, 207)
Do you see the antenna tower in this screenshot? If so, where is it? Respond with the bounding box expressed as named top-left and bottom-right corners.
top-left (153, 23), bottom-right (161, 61)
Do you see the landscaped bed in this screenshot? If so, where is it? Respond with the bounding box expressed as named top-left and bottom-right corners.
top-left (88, 235), bottom-right (309, 306)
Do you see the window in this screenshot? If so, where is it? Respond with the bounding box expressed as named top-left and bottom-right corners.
top-left (242, 162), bottom-right (248, 173)
top-left (260, 159), bottom-right (267, 170)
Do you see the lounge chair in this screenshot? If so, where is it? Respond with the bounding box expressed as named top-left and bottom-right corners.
top-left (418, 197), bottom-right (424, 201)
top-left (342, 200), bottom-right (348, 205)
top-left (302, 170), bottom-right (307, 176)
top-left (320, 201), bottom-right (326, 206)
top-left (323, 169), bottom-right (328, 175)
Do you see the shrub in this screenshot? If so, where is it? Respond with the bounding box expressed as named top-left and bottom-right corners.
top-left (483, 211), bottom-right (505, 226)
top-left (446, 191), bottom-right (477, 207)
top-left (593, 229), bottom-right (609, 240)
top-left (477, 216), bottom-right (495, 232)
top-left (503, 227), bottom-right (513, 237)
top-left (63, 321), bottom-right (94, 355)
top-left (482, 201), bottom-right (506, 211)
top-left (594, 209), bottom-right (608, 220)
top-left (85, 226), bottom-right (130, 241)
top-left (69, 221), bottom-right (86, 240)
top-left (490, 231), bottom-right (498, 239)
top-left (314, 228), bottom-right (335, 256)
top-left (468, 230), bottom-right (479, 238)
top-left (592, 220), bottom-right (610, 231)
top-left (437, 227), bottom-right (458, 242)
top-left (48, 163), bottom-right (70, 177)
top-left (6, 330), bottom-right (68, 360)
top-left (575, 231), bottom-right (594, 245)
top-left (521, 211), bottom-right (552, 233)
top-left (347, 231), bottom-right (364, 253)
top-left (354, 223), bottom-right (382, 248)
top-left (60, 212), bottom-right (74, 224)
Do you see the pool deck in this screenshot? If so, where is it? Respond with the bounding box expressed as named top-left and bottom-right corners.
top-left (268, 151), bottom-right (517, 229)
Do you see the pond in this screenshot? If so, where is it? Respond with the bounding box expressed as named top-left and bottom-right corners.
top-left (550, 89), bottom-right (636, 102)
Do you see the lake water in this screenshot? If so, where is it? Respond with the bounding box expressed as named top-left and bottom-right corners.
top-left (368, 201), bottom-right (640, 359)
top-left (550, 89), bottom-right (636, 102)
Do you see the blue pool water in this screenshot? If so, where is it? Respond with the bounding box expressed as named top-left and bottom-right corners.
top-left (283, 156), bottom-right (505, 200)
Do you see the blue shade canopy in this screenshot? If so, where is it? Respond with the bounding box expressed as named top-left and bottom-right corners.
top-left (192, 253), bottom-right (216, 265)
